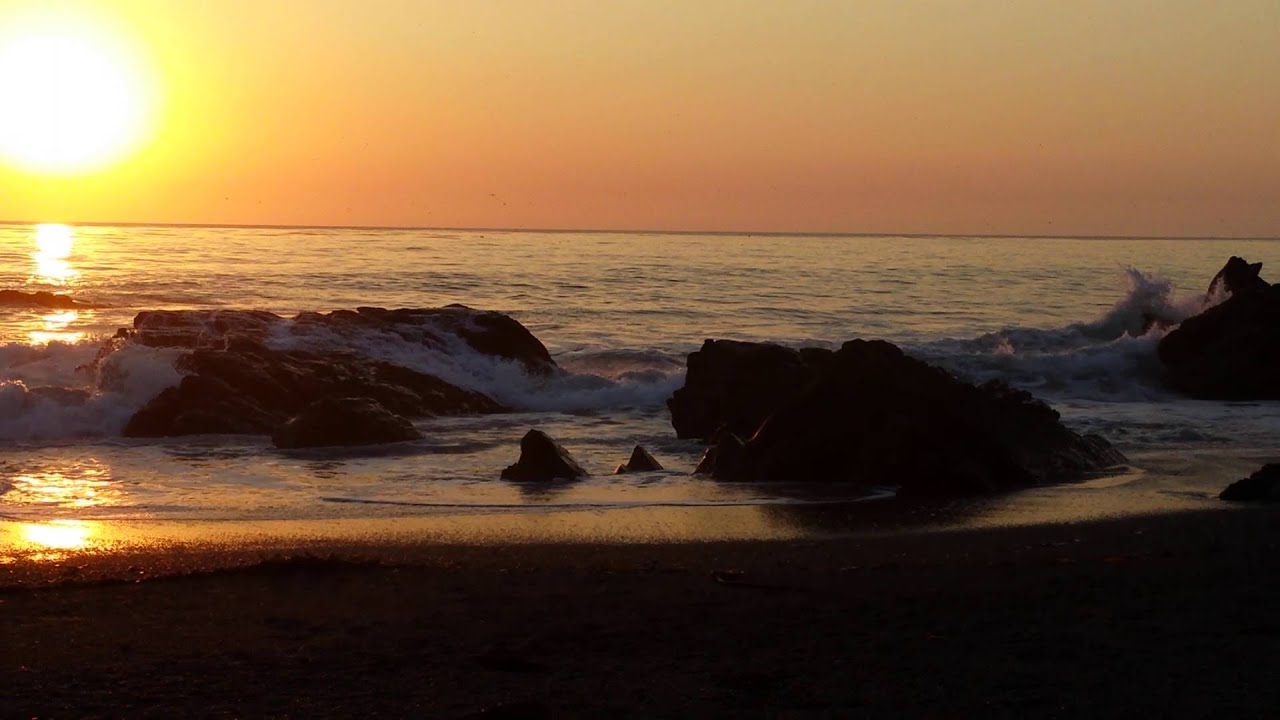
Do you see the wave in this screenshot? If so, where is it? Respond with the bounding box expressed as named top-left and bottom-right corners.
top-left (0, 339), bottom-right (183, 441)
top-left (915, 267), bottom-right (1213, 401)
top-left (265, 322), bottom-right (686, 414)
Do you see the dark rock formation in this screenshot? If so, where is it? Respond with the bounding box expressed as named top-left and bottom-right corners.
top-left (1158, 257), bottom-right (1280, 399)
top-left (127, 306), bottom-right (555, 374)
top-left (1219, 464), bottom-right (1280, 502)
top-left (119, 306), bottom-right (552, 437)
top-left (613, 445), bottom-right (663, 474)
top-left (1207, 256), bottom-right (1269, 298)
top-left (0, 289), bottom-right (96, 309)
top-left (668, 340), bottom-right (823, 441)
top-left (675, 339), bottom-right (1125, 497)
top-left (501, 430), bottom-right (588, 481)
top-left (272, 397), bottom-right (422, 449)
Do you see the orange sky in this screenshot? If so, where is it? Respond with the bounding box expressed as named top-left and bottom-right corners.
top-left (1, 0), bottom-right (1278, 236)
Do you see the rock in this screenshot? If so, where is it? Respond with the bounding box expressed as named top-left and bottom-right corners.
top-left (127, 306), bottom-right (556, 375)
top-left (501, 429), bottom-right (588, 481)
top-left (116, 306), bottom-right (552, 437)
top-left (673, 338), bottom-right (1125, 497)
top-left (271, 397), bottom-right (422, 449)
top-left (614, 445), bottom-right (663, 473)
top-left (1207, 256), bottom-right (1269, 298)
top-left (667, 339), bottom-right (827, 441)
top-left (1158, 257), bottom-right (1280, 400)
top-left (1220, 464), bottom-right (1280, 502)
top-left (0, 289), bottom-right (96, 309)
top-left (692, 430), bottom-right (745, 477)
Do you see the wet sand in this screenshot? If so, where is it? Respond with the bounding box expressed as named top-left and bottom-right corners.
top-left (3, 506), bottom-right (1277, 719)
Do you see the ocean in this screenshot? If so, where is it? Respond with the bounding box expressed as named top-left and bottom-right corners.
top-left (1, 224), bottom-right (1278, 549)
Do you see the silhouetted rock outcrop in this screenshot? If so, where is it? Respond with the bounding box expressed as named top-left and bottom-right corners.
top-left (1158, 257), bottom-right (1280, 399)
top-left (119, 306), bottom-right (551, 437)
top-left (501, 429), bottom-right (588, 481)
top-left (613, 445), bottom-right (663, 474)
top-left (1219, 464), bottom-right (1280, 502)
top-left (1206, 256), bottom-right (1269, 298)
top-left (271, 397), bottom-right (422, 449)
top-left (674, 338), bottom-right (1125, 497)
top-left (0, 289), bottom-right (96, 309)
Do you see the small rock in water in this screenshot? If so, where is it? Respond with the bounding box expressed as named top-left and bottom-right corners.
top-left (271, 397), bottom-right (422, 449)
top-left (613, 445), bottom-right (663, 473)
top-left (501, 429), bottom-right (589, 481)
top-left (1220, 464), bottom-right (1280, 502)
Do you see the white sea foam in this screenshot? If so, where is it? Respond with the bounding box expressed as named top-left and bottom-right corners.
top-left (0, 339), bottom-right (183, 441)
top-left (917, 267), bottom-right (1208, 401)
top-left (265, 320), bottom-right (686, 413)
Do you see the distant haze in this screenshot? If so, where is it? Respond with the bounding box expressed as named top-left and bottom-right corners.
top-left (3, 0), bottom-right (1278, 236)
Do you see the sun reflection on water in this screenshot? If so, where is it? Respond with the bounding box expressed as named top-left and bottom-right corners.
top-left (28, 309), bottom-right (87, 344)
top-left (21, 519), bottom-right (94, 550)
top-left (7, 461), bottom-right (117, 509)
top-left (0, 520), bottom-right (101, 563)
top-left (33, 223), bottom-right (79, 284)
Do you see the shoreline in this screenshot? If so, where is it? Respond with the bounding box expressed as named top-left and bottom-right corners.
top-left (3, 506), bottom-right (1276, 717)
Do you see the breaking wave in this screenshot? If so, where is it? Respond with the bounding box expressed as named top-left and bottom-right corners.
top-left (916, 267), bottom-right (1215, 401)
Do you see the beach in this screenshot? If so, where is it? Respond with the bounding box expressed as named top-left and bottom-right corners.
top-left (4, 506), bottom-right (1277, 718)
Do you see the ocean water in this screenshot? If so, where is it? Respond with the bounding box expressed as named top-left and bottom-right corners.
top-left (1, 224), bottom-right (1278, 550)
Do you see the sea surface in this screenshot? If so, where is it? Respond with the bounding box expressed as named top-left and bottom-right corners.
top-left (1, 224), bottom-right (1278, 553)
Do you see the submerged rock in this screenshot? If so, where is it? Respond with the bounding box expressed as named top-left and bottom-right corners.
top-left (1219, 464), bottom-right (1280, 502)
top-left (613, 445), bottom-right (663, 474)
top-left (501, 429), bottom-right (588, 481)
top-left (675, 338), bottom-right (1125, 496)
top-left (0, 289), bottom-right (96, 309)
top-left (272, 397), bottom-right (422, 449)
top-left (119, 306), bottom-right (552, 437)
top-left (1158, 257), bottom-right (1280, 400)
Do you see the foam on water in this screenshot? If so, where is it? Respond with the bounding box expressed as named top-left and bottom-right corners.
top-left (915, 267), bottom-right (1222, 402)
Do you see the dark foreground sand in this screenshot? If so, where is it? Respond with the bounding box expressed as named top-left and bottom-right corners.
top-left (3, 508), bottom-right (1277, 719)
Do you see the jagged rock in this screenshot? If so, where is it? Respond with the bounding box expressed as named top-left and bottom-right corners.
top-left (1220, 464), bottom-right (1280, 502)
top-left (1207, 256), bottom-right (1269, 298)
top-left (118, 306), bottom-right (551, 437)
top-left (272, 397), bottom-right (422, 449)
top-left (673, 338), bottom-right (1125, 497)
top-left (613, 445), bottom-right (663, 474)
top-left (0, 289), bottom-right (96, 309)
top-left (501, 429), bottom-right (588, 481)
top-left (1158, 257), bottom-right (1280, 400)
top-left (692, 430), bottom-right (746, 477)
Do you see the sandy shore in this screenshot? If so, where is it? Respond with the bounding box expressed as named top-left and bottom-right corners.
top-left (3, 507), bottom-right (1277, 718)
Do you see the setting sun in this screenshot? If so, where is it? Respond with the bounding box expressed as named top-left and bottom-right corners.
top-left (0, 11), bottom-right (155, 175)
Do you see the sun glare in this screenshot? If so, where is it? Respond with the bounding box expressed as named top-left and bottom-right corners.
top-left (0, 12), bottom-right (156, 175)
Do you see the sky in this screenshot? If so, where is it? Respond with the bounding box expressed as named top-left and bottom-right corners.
top-left (1, 0), bottom-right (1278, 236)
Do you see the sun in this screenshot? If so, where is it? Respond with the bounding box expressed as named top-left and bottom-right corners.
top-left (0, 12), bottom-right (156, 175)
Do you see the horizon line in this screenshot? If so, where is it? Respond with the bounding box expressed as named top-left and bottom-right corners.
top-left (0, 219), bottom-right (1276, 242)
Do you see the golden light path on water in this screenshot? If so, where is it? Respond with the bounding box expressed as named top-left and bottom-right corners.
top-left (33, 223), bottom-right (78, 284)
top-left (25, 223), bottom-right (89, 344)
top-left (0, 460), bottom-right (119, 563)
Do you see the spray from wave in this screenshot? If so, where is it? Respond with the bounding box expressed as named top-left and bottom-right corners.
top-left (917, 267), bottom-right (1216, 401)
top-left (0, 340), bottom-right (183, 441)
